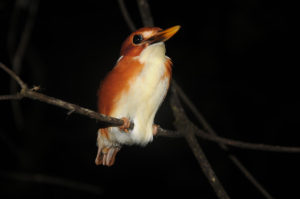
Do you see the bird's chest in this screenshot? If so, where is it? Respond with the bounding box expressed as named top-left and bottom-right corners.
top-left (113, 56), bottom-right (169, 118)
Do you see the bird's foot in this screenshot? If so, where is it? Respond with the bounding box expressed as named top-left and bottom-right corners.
top-left (95, 129), bottom-right (121, 166)
top-left (152, 124), bottom-right (159, 136)
top-left (95, 146), bottom-right (120, 166)
top-left (119, 117), bottom-right (131, 133)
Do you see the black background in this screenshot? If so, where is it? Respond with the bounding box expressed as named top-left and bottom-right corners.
top-left (0, 0), bottom-right (299, 198)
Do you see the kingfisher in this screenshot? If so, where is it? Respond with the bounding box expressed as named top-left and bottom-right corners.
top-left (95, 25), bottom-right (180, 166)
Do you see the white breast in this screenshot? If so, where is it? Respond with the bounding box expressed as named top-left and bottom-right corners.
top-left (108, 42), bottom-right (169, 145)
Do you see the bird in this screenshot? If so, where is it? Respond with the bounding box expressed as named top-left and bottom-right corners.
top-left (95, 25), bottom-right (180, 166)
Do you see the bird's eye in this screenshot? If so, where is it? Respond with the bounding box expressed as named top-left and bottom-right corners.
top-left (133, 34), bottom-right (143, 44)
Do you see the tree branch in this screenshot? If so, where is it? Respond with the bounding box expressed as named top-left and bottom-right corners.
top-left (24, 89), bottom-right (128, 127)
top-left (1, 63), bottom-right (27, 89)
top-left (192, 125), bottom-right (300, 153)
top-left (2, 61), bottom-right (300, 154)
top-left (10, 0), bottom-right (39, 75)
top-left (136, 0), bottom-right (154, 27)
top-left (170, 86), bottom-right (230, 199)
top-left (172, 80), bottom-right (273, 199)
top-left (0, 62), bottom-right (124, 127)
top-left (9, 0), bottom-right (39, 129)
top-left (173, 80), bottom-right (274, 198)
top-left (118, 0), bottom-right (136, 31)
top-left (0, 94), bottom-right (23, 101)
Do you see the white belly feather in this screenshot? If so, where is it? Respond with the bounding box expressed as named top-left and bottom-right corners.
top-left (109, 42), bottom-right (169, 145)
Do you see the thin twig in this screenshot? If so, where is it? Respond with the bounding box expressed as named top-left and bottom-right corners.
top-left (10, 0), bottom-right (39, 74)
top-left (1, 62), bottom-right (123, 127)
top-left (9, 0), bottom-right (39, 129)
top-left (0, 63), bottom-right (27, 89)
top-left (1, 62), bottom-right (300, 154)
top-left (160, 117), bottom-right (300, 153)
top-left (193, 126), bottom-right (300, 153)
top-left (136, 0), bottom-right (154, 27)
top-left (227, 155), bottom-right (274, 199)
top-left (186, 133), bottom-right (230, 199)
top-left (173, 81), bottom-right (274, 199)
top-left (170, 86), bottom-right (230, 199)
top-left (118, 0), bottom-right (136, 31)
top-left (0, 170), bottom-right (103, 195)
top-left (156, 127), bottom-right (181, 138)
top-left (22, 90), bottom-right (125, 127)
top-left (0, 94), bottom-right (23, 101)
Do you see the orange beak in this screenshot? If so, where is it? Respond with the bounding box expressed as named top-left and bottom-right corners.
top-left (148, 25), bottom-right (181, 44)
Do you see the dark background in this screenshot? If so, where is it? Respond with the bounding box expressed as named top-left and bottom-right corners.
top-left (0, 0), bottom-right (299, 198)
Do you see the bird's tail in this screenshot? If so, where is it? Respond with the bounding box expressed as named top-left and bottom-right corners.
top-left (95, 129), bottom-right (121, 166)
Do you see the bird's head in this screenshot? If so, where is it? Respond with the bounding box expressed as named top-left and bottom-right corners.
top-left (120, 25), bottom-right (180, 57)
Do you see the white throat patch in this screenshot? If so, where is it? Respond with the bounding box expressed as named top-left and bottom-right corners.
top-left (138, 42), bottom-right (166, 64)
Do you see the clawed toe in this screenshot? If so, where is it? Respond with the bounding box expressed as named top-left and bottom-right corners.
top-left (152, 124), bottom-right (159, 136)
top-left (119, 117), bottom-right (131, 133)
top-left (95, 146), bottom-right (120, 166)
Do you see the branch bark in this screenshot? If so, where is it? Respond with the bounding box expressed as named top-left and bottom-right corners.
top-left (118, 0), bottom-right (136, 31)
top-left (136, 0), bottom-right (154, 27)
top-left (173, 79), bottom-right (274, 198)
top-left (0, 94), bottom-right (22, 101)
top-left (9, 0), bottom-right (39, 129)
top-left (170, 86), bottom-right (230, 199)
top-left (2, 62), bottom-right (300, 154)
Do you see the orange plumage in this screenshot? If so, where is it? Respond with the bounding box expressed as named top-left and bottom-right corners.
top-left (96, 26), bottom-right (180, 166)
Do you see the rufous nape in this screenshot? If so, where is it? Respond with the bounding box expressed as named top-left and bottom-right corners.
top-left (96, 25), bottom-right (180, 166)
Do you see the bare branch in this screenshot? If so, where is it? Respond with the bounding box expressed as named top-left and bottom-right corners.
top-left (1, 62), bottom-right (300, 155)
top-left (172, 81), bottom-right (274, 198)
top-left (0, 63), bottom-right (27, 89)
top-left (136, 0), bottom-right (154, 27)
top-left (172, 80), bottom-right (213, 132)
top-left (9, 0), bottom-right (39, 129)
top-left (156, 127), bottom-right (181, 138)
top-left (118, 0), bottom-right (136, 31)
top-left (0, 62), bottom-right (124, 127)
top-left (0, 94), bottom-right (22, 101)
top-left (0, 170), bottom-right (103, 195)
top-left (227, 156), bottom-right (274, 199)
top-left (22, 90), bottom-right (125, 127)
top-left (170, 86), bottom-right (230, 199)
top-left (157, 90), bottom-right (300, 154)
top-left (192, 122), bottom-right (300, 153)
top-left (10, 0), bottom-right (39, 76)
